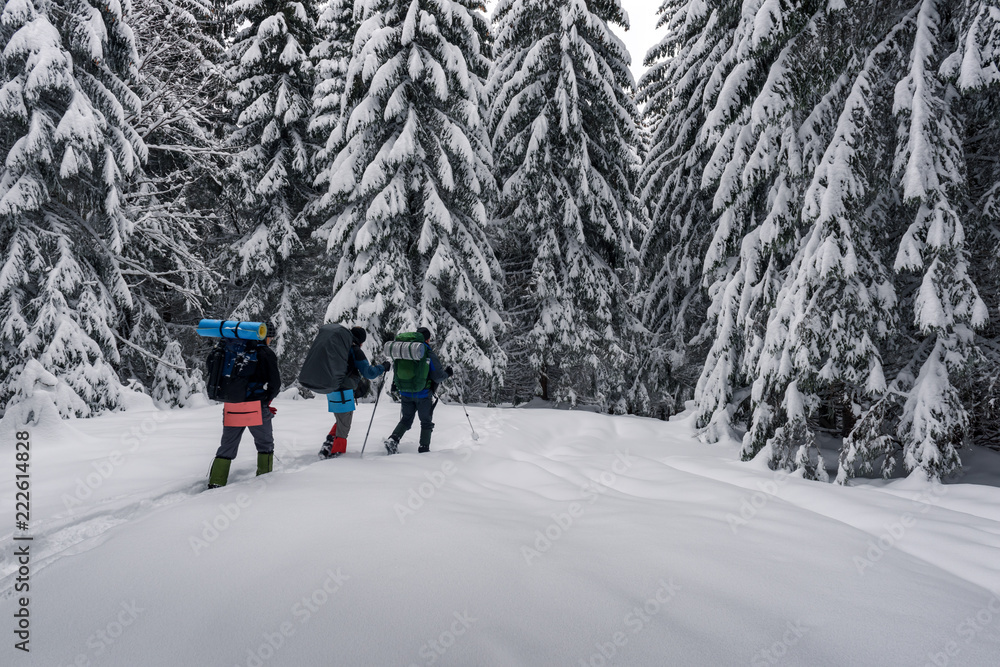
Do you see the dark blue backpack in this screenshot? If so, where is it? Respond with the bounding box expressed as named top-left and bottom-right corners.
top-left (206, 340), bottom-right (259, 402)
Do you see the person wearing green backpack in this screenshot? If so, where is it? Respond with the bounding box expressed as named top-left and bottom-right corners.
top-left (384, 327), bottom-right (452, 454)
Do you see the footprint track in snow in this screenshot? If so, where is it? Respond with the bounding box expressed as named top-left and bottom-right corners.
top-left (0, 452), bottom-right (331, 598)
top-left (2, 410), bottom-right (514, 595)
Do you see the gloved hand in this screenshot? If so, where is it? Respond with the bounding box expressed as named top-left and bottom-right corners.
top-left (445, 366), bottom-right (453, 378)
top-left (381, 360), bottom-right (392, 373)
top-left (268, 405), bottom-right (277, 416)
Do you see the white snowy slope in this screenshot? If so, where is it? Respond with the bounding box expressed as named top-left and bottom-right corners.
top-left (2, 393), bottom-right (1000, 667)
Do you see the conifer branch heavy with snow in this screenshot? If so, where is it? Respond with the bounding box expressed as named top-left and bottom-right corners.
top-left (642, 0), bottom-right (1000, 480)
top-left (316, 0), bottom-right (505, 398)
top-left (223, 0), bottom-right (320, 381)
top-left (0, 0), bottom-right (147, 417)
top-left (489, 0), bottom-right (642, 411)
top-left (119, 0), bottom-right (227, 401)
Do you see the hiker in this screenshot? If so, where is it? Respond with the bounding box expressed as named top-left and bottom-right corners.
top-left (299, 324), bottom-right (390, 458)
top-left (384, 327), bottom-right (452, 454)
top-left (208, 323), bottom-right (281, 489)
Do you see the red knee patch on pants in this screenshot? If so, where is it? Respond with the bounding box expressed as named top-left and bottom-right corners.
top-left (331, 437), bottom-right (347, 454)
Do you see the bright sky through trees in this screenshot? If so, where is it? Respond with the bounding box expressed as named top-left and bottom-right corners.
top-left (485, 0), bottom-right (658, 77)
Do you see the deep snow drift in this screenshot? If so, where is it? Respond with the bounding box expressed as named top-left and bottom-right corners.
top-left (2, 393), bottom-right (999, 666)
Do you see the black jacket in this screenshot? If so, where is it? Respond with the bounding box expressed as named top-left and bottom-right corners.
top-left (250, 344), bottom-right (281, 403)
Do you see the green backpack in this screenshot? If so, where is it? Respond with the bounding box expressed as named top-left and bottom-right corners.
top-left (385, 332), bottom-right (431, 393)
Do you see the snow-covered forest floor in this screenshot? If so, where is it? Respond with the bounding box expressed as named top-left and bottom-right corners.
top-left (2, 394), bottom-right (1000, 666)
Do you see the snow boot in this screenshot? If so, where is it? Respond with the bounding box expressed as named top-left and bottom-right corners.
top-left (257, 452), bottom-right (273, 476)
top-left (208, 457), bottom-right (231, 488)
top-left (418, 429), bottom-right (432, 453)
top-left (320, 436), bottom-right (347, 459)
top-left (384, 436), bottom-right (399, 455)
top-left (319, 424), bottom-right (341, 458)
top-left (319, 435), bottom-right (338, 458)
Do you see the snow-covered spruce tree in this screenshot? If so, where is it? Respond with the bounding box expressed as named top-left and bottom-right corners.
top-left (151, 340), bottom-right (205, 407)
top-left (689, 2), bottom-right (985, 480)
top-left (747, 55), bottom-right (902, 480)
top-left (681, 0), bottom-right (824, 443)
top-left (646, 0), bottom-right (997, 480)
top-left (489, 0), bottom-right (641, 411)
top-left (883, 0), bottom-right (986, 479)
top-left (121, 0), bottom-right (227, 401)
top-left (0, 0), bottom-right (146, 418)
top-left (839, 0), bottom-right (993, 481)
top-left (306, 0), bottom-right (359, 334)
top-left (224, 0), bottom-right (320, 381)
top-left (956, 0), bottom-right (1000, 452)
top-left (316, 0), bottom-right (505, 399)
top-left (310, 0), bottom-right (356, 172)
top-left (737, 4), bottom-right (919, 480)
top-left (637, 0), bottom-right (745, 418)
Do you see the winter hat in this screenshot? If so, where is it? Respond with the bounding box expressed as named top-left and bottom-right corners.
top-left (351, 327), bottom-right (367, 344)
top-left (416, 327), bottom-right (432, 342)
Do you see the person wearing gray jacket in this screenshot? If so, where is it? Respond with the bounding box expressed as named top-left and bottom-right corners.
top-left (299, 324), bottom-right (389, 458)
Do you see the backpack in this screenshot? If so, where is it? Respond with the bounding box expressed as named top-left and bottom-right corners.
top-left (383, 332), bottom-right (430, 393)
top-left (298, 323), bottom-right (353, 394)
top-left (206, 340), bottom-right (259, 402)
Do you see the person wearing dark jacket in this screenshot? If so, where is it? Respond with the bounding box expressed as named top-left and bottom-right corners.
top-left (318, 326), bottom-right (389, 458)
top-left (208, 325), bottom-right (282, 489)
top-left (384, 327), bottom-right (452, 454)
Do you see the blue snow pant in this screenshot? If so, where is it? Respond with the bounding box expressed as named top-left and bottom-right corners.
top-left (390, 395), bottom-right (435, 450)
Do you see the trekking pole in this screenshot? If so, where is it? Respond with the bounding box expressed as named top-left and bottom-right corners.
top-left (455, 375), bottom-right (479, 441)
top-left (360, 377), bottom-right (386, 456)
